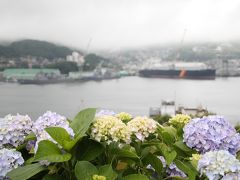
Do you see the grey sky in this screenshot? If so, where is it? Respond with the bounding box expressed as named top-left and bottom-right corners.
top-left (0, 0), bottom-right (240, 50)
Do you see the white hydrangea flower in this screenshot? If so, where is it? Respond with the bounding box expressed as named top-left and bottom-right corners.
top-left (198, 150), bottom-right (240, 180)
top-left (91, 115), bottom-right (131, 144)
top-left (0, 114), bottom-right (33, 148)
top-left (33, 111), bottom-right (74, 152)
top-left (0, 148), bottom-right (24, 178)
top-left (127, 116), bottom-right (159, 141)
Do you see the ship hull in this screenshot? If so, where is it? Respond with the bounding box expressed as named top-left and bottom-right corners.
top-left (139, 69), bottom-right (216, 80)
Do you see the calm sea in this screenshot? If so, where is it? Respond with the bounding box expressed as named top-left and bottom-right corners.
top-left (0, 76), bottom-right (240, 124)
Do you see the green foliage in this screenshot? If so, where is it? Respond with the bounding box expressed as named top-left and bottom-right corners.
top-left (152, 115), bottom-right (171, 125)
top-left (75, 161), bottom-right (117, 180)
top-left (143, 153), bottom-right (163, 174)
top-left (7, 163), bottom-right (47, 180)
top-left (7, 108), bottom-right (203, 180)
top-left (0, 39), bottom-right (73, 59)
top-left (75, 138), bottom-right (104, 161)
top-left (83, 53), bottom-right (111, 71)
top-left (75, 161), bottom-right (98, 180)
top-left (46, 61), bottom-right (78, 74)
top-left (34, 140), bottom-right (72, 162)
top-left (98, 165), bottom-right (118, 179)
top-left (70, 108), bottom-right (96, 137)
top-left (121, 174), bottom-right (149, 180)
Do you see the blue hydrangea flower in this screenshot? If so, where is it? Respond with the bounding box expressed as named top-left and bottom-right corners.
top-left (33, 111), bottom-right (74, 151)
top-left (0, 114), bottom-right (33, 148)
top-left (198, 150), bottom-right (240, 180)
top-left (147, 156), bottom-right (187, 178)
top-left (183, 115), bottom-right (240, 154)
top-left (0, 148), bottom-right (24, 178)
top-left (95, 109), bottom-right (116, 117)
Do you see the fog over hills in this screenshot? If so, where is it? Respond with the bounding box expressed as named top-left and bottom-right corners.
top-left (1, 0), bottom-right (240, 50)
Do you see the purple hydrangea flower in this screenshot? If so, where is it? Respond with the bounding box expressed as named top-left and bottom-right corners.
top-left (147, 156), bottom-right (187, 178)
top-left (0, 148), bottom-right (24, 178)
top-left (183, 115), bottom-right (240, 154)
top-left (26, 140), bottom-right (36, 151)
top-left (33, 111), bottom-right (74, 151)
top-left (95, 109), bottom-right (116, 117)
top-left (0, 114), bottom-right (33, 148)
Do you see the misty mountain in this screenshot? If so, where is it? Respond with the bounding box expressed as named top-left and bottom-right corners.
top-left (0, 39), bottom-right (75, 59)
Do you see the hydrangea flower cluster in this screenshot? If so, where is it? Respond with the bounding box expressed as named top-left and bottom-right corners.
top-left (33, 111), bottom-right (75, 151)
top-left (91, 115), bottom-right (131, 144)
top-left (183, 115), bottom-right (240, 154)
top-left (127, 116), bottom-right (159, 141)
top-left (221, 173), bottom-right (240, 180)
top-left (0, 148), bottom-right (24, 178)
top-left (198, 150), bottom-right (240, 180)
top-left (0, 114), bottom-right (32, 148)
top-left (116, 112), bottom-right (132, 122)
top-left (95, 109), bottom-right (116, 117)
top-left (169, 114), bottom-right (191, 126)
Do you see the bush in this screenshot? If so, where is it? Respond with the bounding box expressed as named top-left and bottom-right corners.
top-left (1, 109), bottom-right (240, 180)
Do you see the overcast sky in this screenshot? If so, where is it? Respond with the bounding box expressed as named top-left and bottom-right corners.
top-left (0, 0), bottom-right (240, 50)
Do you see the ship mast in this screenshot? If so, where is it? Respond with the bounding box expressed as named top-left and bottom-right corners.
top-left (176, 29), bottom-right (187, 61)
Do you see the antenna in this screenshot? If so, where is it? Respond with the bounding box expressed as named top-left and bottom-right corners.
top-left (176, 29), bottom-right (187, 61)
top-left (180, 29), bottom-right (187, 46)
top-left (86, 38), bottom-right (92, 54)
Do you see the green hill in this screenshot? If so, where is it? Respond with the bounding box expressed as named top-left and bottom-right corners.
top-left (0, 39), bottom-right (74, 59)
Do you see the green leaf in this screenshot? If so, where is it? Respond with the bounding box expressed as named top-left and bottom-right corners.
top-left (174, 159), bottom-right (197, 180)
top-left (111, 148), bottom-right (139, 160)
top-left (75, 161), bottom-right (98, 180)
top-left (144, 153), bottom-right (162, 174)
top-left (140, 147), bottom-right (151, 159)
top-left (99, 165), bottom-right (118, 180)
top-left (34, 140), bottom-right (71, 162)
top-left (45, 126), bottom-right (78, 151)
top-left (7, 163), bottom-right (47, 180)
top-left (70, 108), bottom-right (96, 136)
top-left (157, 143), bottom-right (177, 165)
top-left (122, 174), bottom-right (149, 180)
top-left (45, 127), bottom-right (71, 146)
top-left (158, 126), bottom-right (177, 145)
top-left (174, 141), bottom-right (192, 152)
top-left (162, 126), bottom-right (177, 137)
top-left (76, 139), bottom-right (104, 161)
top-left (24, 132), bottom-right (36, 141)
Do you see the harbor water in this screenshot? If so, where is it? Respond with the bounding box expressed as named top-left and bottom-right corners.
top-left (0, 76), bottom-right (240, 125)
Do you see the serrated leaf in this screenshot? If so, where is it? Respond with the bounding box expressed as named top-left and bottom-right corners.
top-left (7, 163), bottom-right (47, 180)
top-left (34, 140), bottom-right (71, 162)
top-left (75, 161), bottom-right (98, 180)
top-left (99, 165), bottom-right (117, 180)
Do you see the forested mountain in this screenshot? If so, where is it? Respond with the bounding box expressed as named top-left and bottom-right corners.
top-left (0, 39), bottom-right (74, 59)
